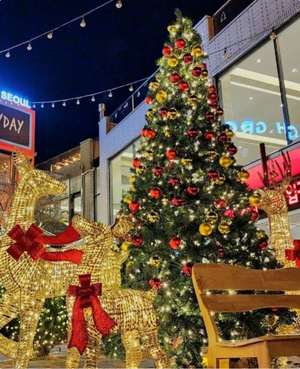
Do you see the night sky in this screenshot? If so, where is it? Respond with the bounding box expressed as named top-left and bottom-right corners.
top-left (0, 0), bottom-right (225, 162)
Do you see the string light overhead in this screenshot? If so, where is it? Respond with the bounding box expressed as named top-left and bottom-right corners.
top-left (0, 0), bottom-right (122, 57)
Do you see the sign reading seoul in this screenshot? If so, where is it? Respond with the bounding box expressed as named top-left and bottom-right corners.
top-left (1, 91), bottom-right (30, 108)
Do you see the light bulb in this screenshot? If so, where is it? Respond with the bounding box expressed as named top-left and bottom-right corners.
top-left (76, 99), bottom-right (80, 105)
top-left (91, 95), bottom-right (95, 102)
top-left (51, 103), bottom-right (55, 108)
top-left (62, 101), bottom-right (66, 107)
top-left (32, 104), bottom-right (36, 108)
top-left (115, 0), bottom-right (122, 8)
top-left (41, 104), bottom-right (44, 108)
top-left (80, 17), bottom-right (86, 28)
top-left (27, 43), bottom-right (32, 51)
top-left (108, 90), bottom-right (113, 98)
top-left (5, 51), bottom-right (10, 58)
top-left (47, 32), bottom-right (53, 39)
top-left (129, 85), bottom-right (134, 92)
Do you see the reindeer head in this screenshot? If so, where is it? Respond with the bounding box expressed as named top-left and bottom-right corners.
top-left (71, 214), bottom-right (107, 237)
top-left (13, 153), bottom-right (66, 197)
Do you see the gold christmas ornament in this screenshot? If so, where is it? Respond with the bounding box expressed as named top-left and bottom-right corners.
top-left (238, 170), bottom-right (250, 183)
top-left (167, 56), bottom-right (179, 67)
top-left (149, 82), bottom-right (160, 91)
top-left (191, 46), bottom-right (203, 58)
top-left (226, 129), bottom-right (234, 139)
top-left (218, 222), bottom-right (231, 235)
top-left (123, 194), bottom-right (133, 204)
top-left (147, 211), bottom-right (160, 223)
top-left (149, 256), bottom-right (161, 268)
top-left (163, 127), bottom-right (172, 138)
top-left (155, 90), bottom-right (168, 103)
top-left (206, 211), bottom-right (218, 224)
top-left (199, 223), bottom-right (213, 236)
top-left (256, 230), bottom-right (267, 240)
top-left (167, 25), bottom-right (178, 35)
top-left (181, 158), bottom-right (193, 167)
top-left (249, 194), bottom-right (261, 207)
top-left (121, 241), bottom-right (132, 251)
top-left (168, 108), bottom-right (178, 120)
top-left (219, 155), bottom-right (233, 168)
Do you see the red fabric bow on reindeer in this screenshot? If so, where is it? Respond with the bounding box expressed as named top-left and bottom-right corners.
top-left (285, 240), bottom-right (300, 267)
top-left (7, 223), bottom-right (83, 264)
top-left (68, 274), bottom-right (116, 354)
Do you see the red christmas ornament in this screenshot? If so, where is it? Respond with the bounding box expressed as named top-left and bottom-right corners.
top-left (178, 81), bottom-right (189, 92)
top-left (162, 45), bottom-right (172, 56)
top-left (186, 185), bottom-right (199, 196)
top-left (145, 96), bottom-right (154, 105)
top-left (181, 263), bottom-right (193, 276)
top-left (169, 237), bottom-right (181, 249)
top-left (250, 207), bottom-right (259, 221)
top-left (208, 85), bottom-right (217, 94)
top-left (205, 111), bottom-right (215, 121)
top-left (208, 92), bottom-right (218, 100)
top-left (223, 208), bottom-right (235, 219)
top-left (169, 72), bottom-right (181, 84)
top-left (187, 128), bottom-right (200, 138)
top-left (152, 166), bottom-right (163, 177)
top-left (208, 170), bottom-right (219, 181)
top-left (214, 199), bottom-right (226, 209)
top-left (158, 107), bottom-right (168, 118)
top-left (208, 98), bottom-right (218, 108)
top-left (170, 197), bottom-right (185, 207)
top-left (175, 38), bottom-right (186, 49)
top-left (128, 201), bottom-right (140, 214)
top-left (259, 241), bottom-right (268, 250)
top-left (149, 187), bottom-right (162, 199)
top-left (149, 278), bottom-right (162, 290)
top-left (168, 178), bottom-right (180, 186)
top-left (228, 143), bottom-right (238, 155)
top-left (142, 128), bottom-right (156, 139)
top-left (183, 53), bottom-right (193, 64)
top-left (132, 158), bottom-right (142, 168)
top-left (132, 235), bottom-right (144, 247)
top-left (192, 67), bottom-right (202, 77)
top-left (218, 132), bottom-right (228, 143)
top-left (166, 149), bottom-right (177, 161)
top-left (204, 131), bottom-right (214, 140)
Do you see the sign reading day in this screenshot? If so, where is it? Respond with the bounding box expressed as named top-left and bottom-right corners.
top-left (0, 99), bottom-right (35, 156)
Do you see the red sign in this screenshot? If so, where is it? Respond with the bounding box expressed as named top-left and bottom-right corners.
top-left (286, 179), bottom-right (300, 207)
top-left (0, 99), bottom-right (35, 158)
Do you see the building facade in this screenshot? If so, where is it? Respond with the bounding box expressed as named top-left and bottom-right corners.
top-left (98, 0), bottom-right (300, 239)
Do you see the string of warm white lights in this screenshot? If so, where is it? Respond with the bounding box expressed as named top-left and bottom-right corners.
top-left (31, 76), bottom-right (149, 108)
top-left (0, 0), bottom-right (123, 58)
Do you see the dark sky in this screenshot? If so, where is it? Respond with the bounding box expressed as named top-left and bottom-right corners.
top-left (0, 0), bottom-right (225, 162)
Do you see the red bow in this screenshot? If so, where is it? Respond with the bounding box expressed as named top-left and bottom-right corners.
top-left (68, 274), bottom-right (116, 354)
top-left (285, 240), bottom-right (300, 267)
top-left (7, 224), bottom-right (83, 264)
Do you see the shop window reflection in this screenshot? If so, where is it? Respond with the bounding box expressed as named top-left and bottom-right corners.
top-left (109, 140), bottom-right (139, 222)
top-left (279, 18), bottom-right (300, 143)
top-left (219, 39), bottom-right (287, 165)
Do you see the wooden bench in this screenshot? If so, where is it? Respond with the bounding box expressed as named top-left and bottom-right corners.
top-left (192, 264), bottom-right (300, 368)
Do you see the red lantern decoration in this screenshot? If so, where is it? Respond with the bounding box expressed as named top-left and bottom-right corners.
top-left (223, 208), bottom-right (235, 219)
top-left (175, 38), bottom-right (186, 49)
top-left (169, 72), bottom-right (181, 84)
top-left (208, 170), bottom-right (219, 181)
top-left (168, 178), bottom-right (180, 186)
top-left (142, 128), bottom-right (156, 139)
top-left (259, 241), bottom-right (268, 250)
top-left (181, 263), bottom-right (193, 276)
top-left (128, 201), bottom-right (140, 214)
top-left (228, 143), bottom-right (238, 155)
top-left (218, 132), bottom-right (228, 143)
top-left (145, 96), bottom-right (154, 105)
top-left (178, 81), bottom-right (189, 92)
top-left (149, 278), bottom-right (162, 290)
top-left (186, 186), bottom-right (199, 196)
top-left (192, 67), bottom-right (202, 77)
top-left (132, 235), bottom-right (144, 247)
top-left (132, 158), bottom-right (142, 168)
top-left (204, 131), bottom-right (214, 140)
top-left (149, 187), bottom-right (162, 199)
top-left (187, 128), bottom-right (200, 138)
top-left (159, 107), bottom-right (169, 118)
top-left (169, 237), bottom-right (181, 249)
top-left (205, 111), bottom-right (215, 122)
top-left (183, 53), bottom-right (193, 64)
top-left (166, 149), bottom-right (177, 161)
top-left (162, 45), bottom-right (172, 56)
top-left (214, 199), bottom-right (226, 209)
top-left (170, 197), bottom-right (185, 207)
top-left (152, 167), bottom-right (163, 177)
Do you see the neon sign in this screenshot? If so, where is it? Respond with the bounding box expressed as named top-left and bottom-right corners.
top-left (286, 179), bottom-right (300, 207)
top-left (1, 91), bottom-right (30, 109)
top-left (226, 120), bottom-right (300, 141)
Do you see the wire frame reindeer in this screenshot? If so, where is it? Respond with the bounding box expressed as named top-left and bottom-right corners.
top-left (257, 144), bottom-right (294, 266)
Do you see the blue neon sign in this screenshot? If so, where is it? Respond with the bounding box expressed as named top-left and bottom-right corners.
top-left (1, 90), bottom-right (30, 109)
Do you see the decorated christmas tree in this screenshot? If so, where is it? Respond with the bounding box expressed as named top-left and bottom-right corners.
top-left (121, 10), bottom-right (292, 367)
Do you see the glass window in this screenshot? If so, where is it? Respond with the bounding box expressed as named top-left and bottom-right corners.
top-left (278, 18), bottom-right (300, 143)
top-left (219, 39), bottom-right (287, 165)
top-left (109, 140), bottom-right (139, 222)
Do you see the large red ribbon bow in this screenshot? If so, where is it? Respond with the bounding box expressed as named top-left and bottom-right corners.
top-left (68, 274), bottom-right (116, 354)
top-left (285, 240), bottom-right (300, 267)
top-left (7, 223), bottom-right (83, 264)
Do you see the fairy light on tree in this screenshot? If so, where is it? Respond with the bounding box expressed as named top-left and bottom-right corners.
top-left (121, 10), bottom-right (293, 367)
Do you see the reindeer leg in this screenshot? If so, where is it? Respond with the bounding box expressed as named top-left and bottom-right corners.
top-left (14, 295), bottom-right (44, 369)
top-left (142, 327), bottom-right (169, 368)
top-left (84, 322), bottom-right (101, 369)
top-left (122, 329), bottom-right (142, 369)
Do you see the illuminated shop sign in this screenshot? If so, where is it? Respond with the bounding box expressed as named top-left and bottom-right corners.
top-left (286, 179), bottom-right (300, 207)
top-left (1, 91), bottom-right (30, 108)
top-left (226, 120), bottom-right (299, 141)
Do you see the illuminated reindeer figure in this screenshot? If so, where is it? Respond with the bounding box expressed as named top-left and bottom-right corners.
top-left (66, 215), bottom-right (169, 369)
top-left (257, 145), bottom-right (294, 266)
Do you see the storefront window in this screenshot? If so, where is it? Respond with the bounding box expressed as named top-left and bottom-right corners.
top-left (109, 140), bottom-right (139, 222)
top-left (279, 18), bottom-right (300, 143)
top-left (219, 39), bottom-right (287, 165)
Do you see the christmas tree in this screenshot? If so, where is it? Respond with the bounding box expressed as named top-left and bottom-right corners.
top-left (121, 10), bottom-right (292, 367)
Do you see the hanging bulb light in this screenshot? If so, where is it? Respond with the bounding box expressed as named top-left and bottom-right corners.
top-left (47, 32), bottom-right (53, 39)
top-left (129, 85), bottom-right (134, 92)
top-left (76, 99), bottom-right (80, 105)
top-left (80, 17), bottom-right (87, 28)
top-left (27, 43), bottom-right (32, 51)
top-left (108, 90), bottom-right (113, 98)
top-left (51, 103), bottom-right (55, 108)
top-left (62, 101), bottom-right (66, 107)
top-left (91, 96), bottom-right (95, 102)
top-left (115, 0), bottom-right (123, 9)
top-left (5, 51), bottom-right (10, 58)
top-left (41, 104), bottom-right (44, 108)
top-left (32, 104), bottom-right (36, 109)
